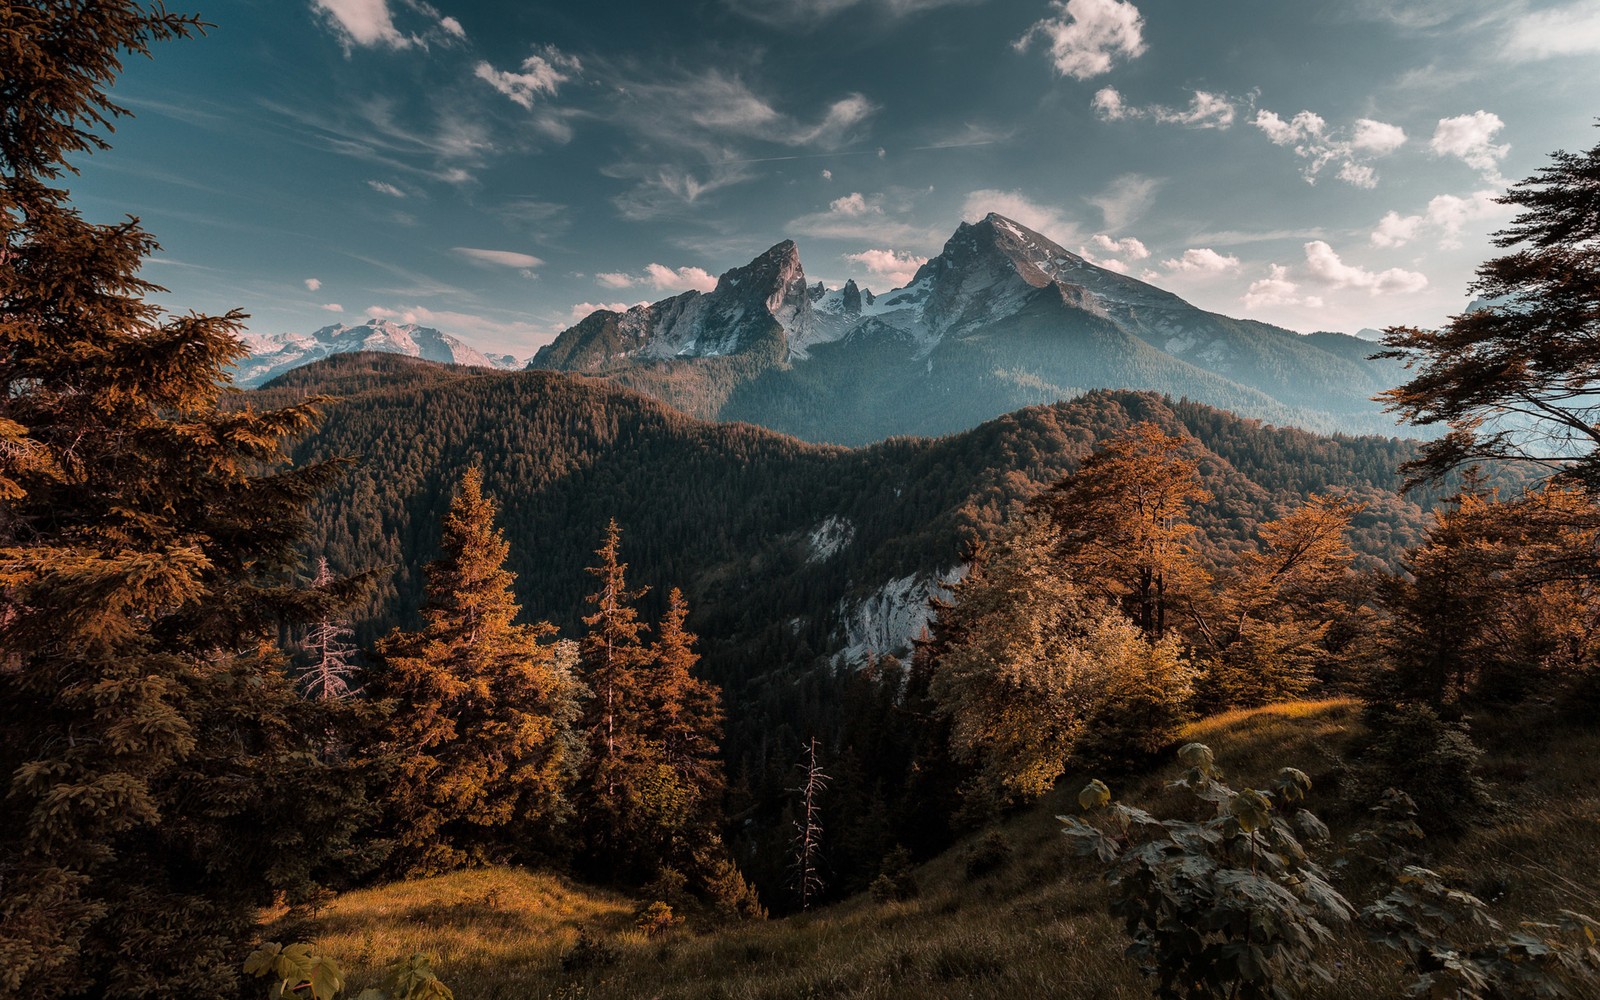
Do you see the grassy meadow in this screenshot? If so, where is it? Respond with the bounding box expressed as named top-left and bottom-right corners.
top-left (265, 699), bottom-right (1600, 999)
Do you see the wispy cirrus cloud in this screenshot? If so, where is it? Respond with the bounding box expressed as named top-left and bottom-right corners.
top-left (790, 191), bottom-right (938, 243)
top-left (474, 47), bottom-right (581, 109)
top-left (452, 247), bottom-right (544, 271)
top-left (1092, 87), bottom-right (1237, 129)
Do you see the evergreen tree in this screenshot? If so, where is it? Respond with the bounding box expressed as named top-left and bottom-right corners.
top-left (371, 468), bottom-right (582, 875)
top-left (1379, 124), bottom-right (1600, 487)
top-left (0, 5), bottom-right (369, 995)
top-left (639, 587), bottom-right (727, 862)
top-left (576, 518), bottom-right (653, 873)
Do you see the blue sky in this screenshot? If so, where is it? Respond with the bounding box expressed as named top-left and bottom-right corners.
top-left (76, 0), bottom-right (1600, 354)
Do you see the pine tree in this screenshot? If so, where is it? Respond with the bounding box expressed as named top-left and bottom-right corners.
top-left (371, 468), bottom-right (582, 875)
top-left (1378, 124), bottom-right (1600, 487)
top-left (576, 518), bottom-right (653, 872)
top-left (0, 5), bottom-right (367, 996)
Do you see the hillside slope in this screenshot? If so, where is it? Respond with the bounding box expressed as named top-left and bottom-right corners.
top-left (274, 700), bottom-right (1600, 1000)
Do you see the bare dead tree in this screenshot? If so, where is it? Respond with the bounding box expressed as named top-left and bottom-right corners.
top-left (791, 736), bottom-right (829, 911)
top-left (299, 557), bottom-right (360, 700)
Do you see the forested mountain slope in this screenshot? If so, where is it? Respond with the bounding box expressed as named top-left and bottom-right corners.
top-left (268, 353), bottom-right (1437, 686)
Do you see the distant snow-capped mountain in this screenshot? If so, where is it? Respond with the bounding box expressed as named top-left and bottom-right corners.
top-left (529, 213), bottom-right (1410, 442)
top-left (234, 319), bottom-right (521, 388)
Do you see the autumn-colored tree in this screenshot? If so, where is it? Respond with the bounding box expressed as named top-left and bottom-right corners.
top-left (638, 588), bottom-right (727, 857)
top-left (1378, 481), bottom-right (1600, 708)
top-left (1190, 495), bottom-right (1369, 709)
top-left (1041, 422), bottom-right (1212, 639)
top-left (1378, 124), bottom-right (1600, 488)
top-left (371, 468), bottom-right (583, 875)
top-left (0, 5), bottom-right (369, 995)
top-left (929, 508), bottom-right (1190, 808)
top-left (576, 519), bottom-right (653, 871)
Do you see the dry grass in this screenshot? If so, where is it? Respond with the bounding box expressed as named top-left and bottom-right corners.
top-left (269, 699), bottom-right (1600, 999)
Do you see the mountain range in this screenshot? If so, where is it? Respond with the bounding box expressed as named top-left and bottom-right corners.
top-left (529, 214), bottom-right (1411, 443)
top-left (233, 319), bottom-right (521, 388)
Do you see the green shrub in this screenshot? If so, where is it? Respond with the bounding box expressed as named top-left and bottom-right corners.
top-left (963, 831), bottom-right (1012, 880)
top-left (1061, 744), bottom-right (1352, 1000)
top-left (1356, 702), bottom-right (1493, 833)
top-left (869, 846), bottom-right (919, 903)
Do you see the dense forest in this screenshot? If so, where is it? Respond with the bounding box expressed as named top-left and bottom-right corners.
top-left (5, 6), bottom-right (1600, 1000)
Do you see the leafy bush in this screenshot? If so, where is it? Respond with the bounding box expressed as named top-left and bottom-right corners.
top-left (634, 901), bottom-right (683, 937)
top-left (963, 831), bottom-right (1013, 880)
top-left (560, 930), bottom-right (618, 976)
top-left (869, 846), bottom-right (920, 903)
top-left (244, 945), bottom-right (453, 1000)
top-left (1362, 867), bottom-right (1600, 999)
top-left (1355, 702), bottom-right (1493, 834)
top-left (1061, 744), bottom-right (1353, 1000)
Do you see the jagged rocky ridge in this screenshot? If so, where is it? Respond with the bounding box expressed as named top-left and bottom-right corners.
top-left (233, 319), bottom-right (520, 388)
top-left (530, 214), bottom-right (1409, 442)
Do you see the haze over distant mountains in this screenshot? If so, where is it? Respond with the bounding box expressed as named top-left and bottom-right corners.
top-left (528, 214), bottom-right (1411, 443)
top-left (234, 319), bottom-right (521, 388)
top-left (244, 215), bottom-right (1411, 441)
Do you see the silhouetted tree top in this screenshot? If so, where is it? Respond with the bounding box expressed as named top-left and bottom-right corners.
top-left (1378, 123), bottom-right (1600, 489)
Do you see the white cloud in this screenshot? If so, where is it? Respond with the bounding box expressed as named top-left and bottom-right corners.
top-left (1506, 4), bottom-right (1600, 59)
top-left (789, 191), bottom-right (933, 243)
top-left (1370, 211), bottom-right (1424, 248)
top-left (1430, 111), bottom-right (1509, 178)
top-left (1092, 87), bottom-right (1236, 129)
top-left (365, 303), bottom-right (553, 351)
top-left (312, 0), bottom-right (412, 49)
top-left (1337, 162), bottom-right (1378, 189)
top-left (304, 277), bottom-right (322, 291)
top-left (732, 0), bottom-right (974, 28)
top-left (1088, 173), bottom-right (1161, 229)
top-left (821, 169), bottom-right (833, 180)
top-left (451, 247), bottom-right (544, 270)
top-left (596, 264), bottom-right (719, 293)
top-left (961, 189), bottom-right (1078, 245)
top-left (1351, 118), bottom-right (1408, 154)
top-left (1243, 264), bottom-right (1323, 311)
top-left (366, 179), bottom-right (406, 198)
top-left (475, 48), bottom-right (580, 110)
top-left (1369, 189), bottom-right (1509, 249)
top-left (1253, 108), bottom-right (1406, 187)
top-left (567, 301), bottom-right (649, 322)
top-left (1303, 241), bottom-right (1428, 294)
top-left (320, 302), bottom-right (345, 313)
top-left (845, 248), bottom-right (929, 287)
top-left (311, 0), bottom-right (463, 51)
top-left (1162, 248), bottom-right (1240, 273)
top-left (1092, 233), bottom-right (1150, 259)
top-left (1016, 0), bottom-right (1146, 80)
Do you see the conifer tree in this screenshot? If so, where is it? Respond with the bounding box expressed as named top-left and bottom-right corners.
top-left (0, 5), bottom-right (368, 995)
top-left (576, 518), bottom-right (653, 871)
top-left (372, 468), bottom-right (582, 875)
